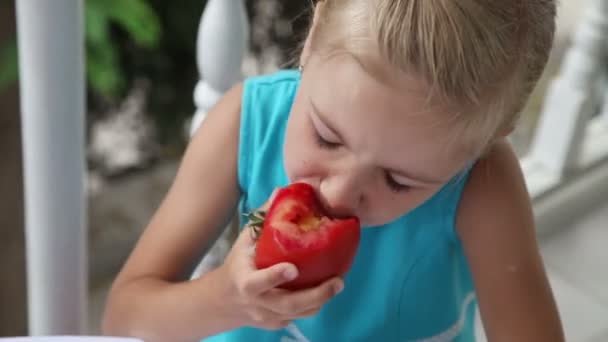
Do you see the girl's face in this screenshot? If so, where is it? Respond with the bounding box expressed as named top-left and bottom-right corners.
top-left (283, 55), bottom-right (474, 227)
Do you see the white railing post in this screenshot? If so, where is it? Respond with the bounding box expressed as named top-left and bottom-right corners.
top-left (528, 0), bottom-right (608, 176)
top-left (15, 0), bottom-right (87, 335)
top-left (189, 0), bottom-right (249, 137)
top-left (522, 0), bottom-right (608, 234)
top-left (188, 0), bottom-right (249, 278)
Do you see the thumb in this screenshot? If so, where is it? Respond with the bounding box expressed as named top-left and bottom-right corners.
top-left (235, 187), bottom-right (282, 262)
top-left (232, 221), bottom-right (257, 259)
top-left (241, 187), bottom-right (280, 240)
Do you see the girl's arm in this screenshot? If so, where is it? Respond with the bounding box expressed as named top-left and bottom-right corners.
top-left (457, 140), bottom-right (565, 342)
top-left (102, 83), bottom-right (245, 341)
top-left (102, 83), bottom-right (341, 342)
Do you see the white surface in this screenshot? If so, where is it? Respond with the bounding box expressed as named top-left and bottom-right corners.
top-left (528, 0), bottom-right (608, 175)
top-left (191, 0), bottom-right (249, 137)
top-left (475, 201), bottom-right (608, 342)
top-left (15, 0), bottom-right (87, 334)
top-left (530, 152), bottom-right (608, 236)
top-left (555, 0), bottom-right (590, 39)
top-left (538, 199), bottom-right (608, 341)
top-left (520, 157), bottom-right (560, 199)
top-left (530, 78), bottom-right (594, 174)
top-left (541, 200), bottom-right (608, 305)
top-left (0, 338), bottom-right (141, 342)
top-left (543, 269), bottom-right (608, 342)
top-left (580, 117), bottom-right (608, 166)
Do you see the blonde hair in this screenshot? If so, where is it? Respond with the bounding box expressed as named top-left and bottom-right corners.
top-left (305, 0), bottom-right (556, 155)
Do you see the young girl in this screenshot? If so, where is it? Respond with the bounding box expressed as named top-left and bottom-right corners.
top-left (102, 1), bottom-right (565, 341)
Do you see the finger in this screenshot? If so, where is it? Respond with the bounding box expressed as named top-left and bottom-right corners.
top-left (238, 262), bottom-right (298, 296)
top-left (287, 306), bottom-right (322, 320)
top-left (249, 305), bottom-right (317, 329)
top-left (233, 221), bottom-right (257, 254)
top-left (225, 225), bottom-right (265, 285)
top-left (259, 277), bottom-right (344, 315)
top-left (248, 304), bottom-right (319, 329)
top-left (229, 188), bottom-right (284, 277)
top-left (246, 307), bottom-right (292, 331)
top-left (240, 188), bottom-right (279, 246)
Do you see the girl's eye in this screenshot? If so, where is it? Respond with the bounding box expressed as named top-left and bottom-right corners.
top-left (385, 173), bottom-right (411, 193)
top-left (314, 129), bottom-right (341, 150)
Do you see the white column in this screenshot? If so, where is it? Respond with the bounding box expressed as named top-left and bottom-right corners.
top-left (529, 0), bottom-right (608, 175)
top-left (16, 0), bottom-right (87, 335)
top-left (188, 0), bottom-right (249, 279)
top-left (190, 0), bottom-right (249, 137)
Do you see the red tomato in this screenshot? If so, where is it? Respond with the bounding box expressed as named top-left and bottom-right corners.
top-left (253, 183), bottom-right (361, 290)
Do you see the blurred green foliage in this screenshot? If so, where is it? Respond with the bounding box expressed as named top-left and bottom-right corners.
top-left (0, 39), bottom-right (17, 90)
top-left (123, 0), bottom-right (207, 145)
top-left (0, 0), bottom-right (311, 148)
top-left (85, 0), bottom-right (161, 98)
top-left (0, 0), bottom-right (162, 99)
top-left (0, 0), bottom-right (206, 146)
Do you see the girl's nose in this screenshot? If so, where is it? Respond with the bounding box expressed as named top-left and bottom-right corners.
top-left (319, 172), bottom-right (363, 218)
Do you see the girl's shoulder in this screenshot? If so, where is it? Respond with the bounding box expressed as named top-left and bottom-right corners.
top-left (457, 140), bottom-right (531, 235)
top-left (240, 69), bottom-right (300, 123)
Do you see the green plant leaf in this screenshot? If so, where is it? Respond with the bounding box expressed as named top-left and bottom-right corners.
top-left (105, 0), bottom-right (162, 48)
top-left (85, 0), bottom-right (111, 45)
top-left (244, 210), bottom-right (266, 228)
top-left (0, 40), bottom-right (18, 91)
top-left (86, 39), bottom-right (124, 98)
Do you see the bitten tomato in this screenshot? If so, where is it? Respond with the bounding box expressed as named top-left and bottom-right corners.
top-left (252, 183), bottom-right (361, 290)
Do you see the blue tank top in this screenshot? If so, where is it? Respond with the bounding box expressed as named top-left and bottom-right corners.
top-left (203, 70), bottom-right (478, 342)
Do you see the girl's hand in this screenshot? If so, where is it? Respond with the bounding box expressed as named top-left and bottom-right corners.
top-left (216, 190), bottom-right (344, 330)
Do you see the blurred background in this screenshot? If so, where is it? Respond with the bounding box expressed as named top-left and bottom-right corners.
top-left (1, 0), bottom-right (607, 341)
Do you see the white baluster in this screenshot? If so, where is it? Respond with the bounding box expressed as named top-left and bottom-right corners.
top-left (188, 0), bottom-right (249, 279)
top-left (189, 0), bottom-right (249, 137)
top-left (529, 0), bottom-right (608, 176)
top-left (16, 0), bottom-right (87, 334)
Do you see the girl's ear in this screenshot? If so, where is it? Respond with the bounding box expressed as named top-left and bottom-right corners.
top-left (300, 1), bottom-right (326, 67)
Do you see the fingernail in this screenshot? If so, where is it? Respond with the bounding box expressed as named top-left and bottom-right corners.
top-left (283, 267), bottom-right (298, 280)
top-left (333, 282), bottom-right (344, 295)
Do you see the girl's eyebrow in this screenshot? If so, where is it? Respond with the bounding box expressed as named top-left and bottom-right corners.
top-left (310, 100), bottom-right (345, 142)
top-left (311, 99), bottom-right (448, 186)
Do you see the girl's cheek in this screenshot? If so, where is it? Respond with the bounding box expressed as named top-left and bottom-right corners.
top-left (284, 131), bottom-right (325, 178)
top-left (286, 150), bottom-right (323, 181)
